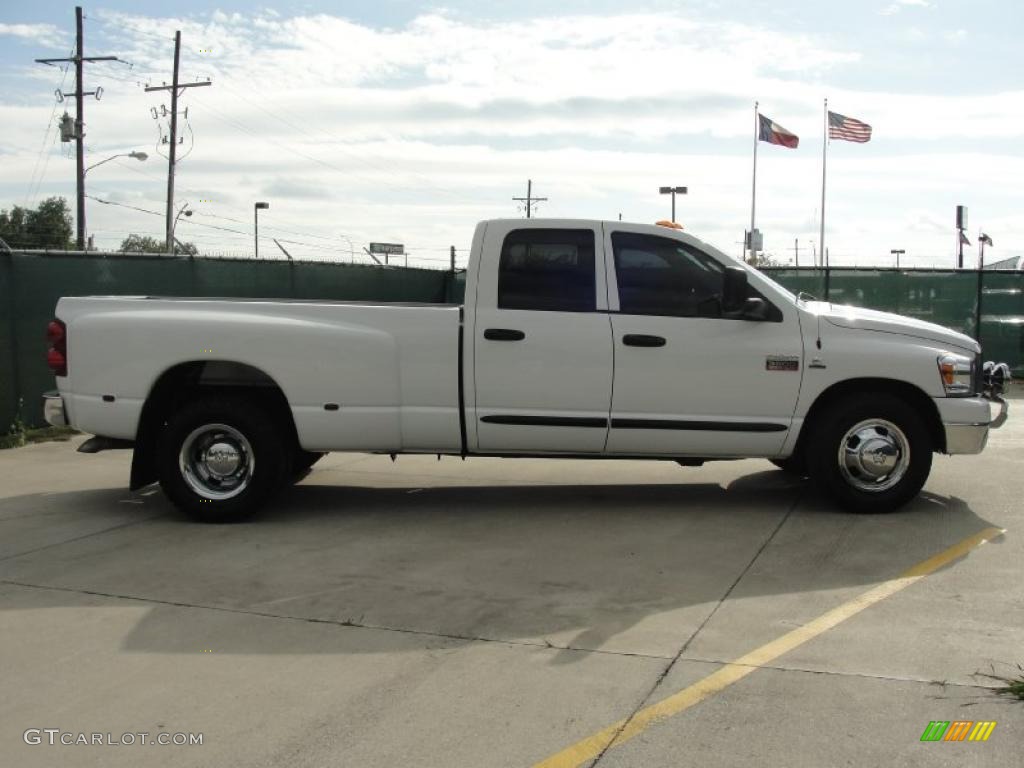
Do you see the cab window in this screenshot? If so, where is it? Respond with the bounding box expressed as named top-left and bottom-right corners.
top-left (498, 229), bottom-right (596, 312)
top-left (612, 232), bottom-right (726, 317)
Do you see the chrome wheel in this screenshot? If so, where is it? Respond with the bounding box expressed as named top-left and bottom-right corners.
top-left (178, 423), bottom-right (254, 500)
top-left (837, 418), bottom-right (910, 493)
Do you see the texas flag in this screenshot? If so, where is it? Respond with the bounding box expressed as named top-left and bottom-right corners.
top-left (758, 114), bottom-right (799, 148)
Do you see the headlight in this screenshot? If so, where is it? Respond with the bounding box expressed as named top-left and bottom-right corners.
top-left (937, 353), bottom-right (973, 396)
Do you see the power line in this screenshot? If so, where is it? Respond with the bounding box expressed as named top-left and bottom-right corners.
top-left (33, 5), bottom-right (126, 248)
top-left (211, 78), bottom-right (486, 206)
top-left (25, 50), bottom-right (74, 206)
top-left (144, 30), bottom-right (212, 253)
top-left (95, 155), bottom-right (383, 252)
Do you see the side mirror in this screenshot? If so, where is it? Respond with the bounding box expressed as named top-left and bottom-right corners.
top-left (742, 297), bottom-right (769, 321)
top-left (722, 266), bottom-right (748, 313)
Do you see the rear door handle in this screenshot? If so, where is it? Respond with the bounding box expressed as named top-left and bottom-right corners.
top-left (623, 334), bottom-right (666, 347)
top-left (484, 328), bottom-right (526, 341)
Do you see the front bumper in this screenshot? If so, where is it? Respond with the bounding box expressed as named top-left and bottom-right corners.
top-left (944, 422), bottom-right (990, 455)
top-left (43, 391), bottom-right (67, 428)
top-left (936, 393), bottom-right (1009, 455)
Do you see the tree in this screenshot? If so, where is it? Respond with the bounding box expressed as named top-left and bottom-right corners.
top-left (0, 197), bottom-right (74, 250)
top-left (749, 251), bottom-right (782, 268)
top-left (119, 234), bottom-right (198, 256)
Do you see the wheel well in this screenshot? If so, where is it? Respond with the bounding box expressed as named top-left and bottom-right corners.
top-left (130, 360), bottom-right (297, 490)
top-left (792, 378), bottom-right (945, 459)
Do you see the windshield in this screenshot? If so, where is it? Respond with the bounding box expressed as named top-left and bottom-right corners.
top-left (743, 263), bottom-right (797, 302)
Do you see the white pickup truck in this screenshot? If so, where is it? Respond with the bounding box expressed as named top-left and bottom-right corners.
top-left (43, 219), bottom-right (1008, 522)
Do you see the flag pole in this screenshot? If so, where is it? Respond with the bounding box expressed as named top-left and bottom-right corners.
top-left (819, 97), bottom-right (828, 268)
top-left (749, 101), bottom-right (759, 264)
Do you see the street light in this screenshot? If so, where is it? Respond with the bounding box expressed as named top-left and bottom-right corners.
top-left (254, 202), bottom-right (269, 259)
top-left (659, 186), bottom-right (687, 223)
top-left (84, 150), bottom-right (148, 176)
top-left (170, 202), bottom-right (192, 254)
top-left (890, 249), bottom-right (905, 269)
top-left (81, 151), bottom-right (148, 249)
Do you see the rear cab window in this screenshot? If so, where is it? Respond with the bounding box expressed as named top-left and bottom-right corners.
top-left (498, 229), bottom-right (596, 312)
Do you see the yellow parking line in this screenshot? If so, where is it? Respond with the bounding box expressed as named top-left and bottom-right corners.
top-left (533, 525), bottom-right (1005, 768)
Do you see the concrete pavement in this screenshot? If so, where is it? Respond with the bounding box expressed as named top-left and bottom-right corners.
top-left (1, 411), bottom-right (1021, 766)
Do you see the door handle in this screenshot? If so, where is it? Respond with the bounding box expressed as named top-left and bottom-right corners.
top-left (623, 334), bottom-right (666, 347)
top-left (484, 328), bottom-right (526, 341)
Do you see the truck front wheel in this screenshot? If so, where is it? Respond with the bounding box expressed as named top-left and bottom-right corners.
top-left (807, 393), bottom-right (932, 513)
top-left (157, 396), bottom-right (291, 522)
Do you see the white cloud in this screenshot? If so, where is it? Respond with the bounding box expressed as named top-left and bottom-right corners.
top-left (881, 0), bottom-right (933, 14)
top-left (0, 22), bottom-right (66, 48)
top-left (1, 8), bottom-right (1021, 266)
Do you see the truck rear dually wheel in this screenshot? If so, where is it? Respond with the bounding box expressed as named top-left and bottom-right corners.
top-left (157, 396), bottom-right (291, 523)
top-left (808, 393), bottom-right (932, 513)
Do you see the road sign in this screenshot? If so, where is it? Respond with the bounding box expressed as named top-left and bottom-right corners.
top-left (369, 242), bottom-right (404, 255)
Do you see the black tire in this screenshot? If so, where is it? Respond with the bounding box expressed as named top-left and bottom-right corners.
top-left (770, 454), bottom-right (808, 477)
top-left (291, 449), bottom-right (326, 483)
top-left (807, 392), bottom-right (932, 513)
top-left (157, 396), bottom-right (291, 523)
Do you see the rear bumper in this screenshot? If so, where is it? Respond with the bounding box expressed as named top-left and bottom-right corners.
top-left (43, 391), bottom-right (67, 427)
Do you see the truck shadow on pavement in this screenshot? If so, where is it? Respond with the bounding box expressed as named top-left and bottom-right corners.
top-left (0, 468), bottom-right (1001, 662)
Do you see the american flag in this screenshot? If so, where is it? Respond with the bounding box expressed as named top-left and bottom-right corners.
top-left (828, 111), bottom-right (872, 143)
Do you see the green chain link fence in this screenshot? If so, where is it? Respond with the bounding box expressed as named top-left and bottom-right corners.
top-left (2, 252), bottom-right (1020, 435)
top-left (1, 250), bottom-right (453, 431)
top-left (761, 267), bottom-right (1023, 380)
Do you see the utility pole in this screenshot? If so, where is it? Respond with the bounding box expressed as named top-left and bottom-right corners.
top-left (73, 9), bottom-right (85, 250)
top-left (790, 238), bottom-right (800, 267)
top-left (35, 6), bottom-right (120, 250)
top-left (955, 205), bottom-right (968, 269)
top-left (254, 202), bottom-right (269, 258)
top-left (513, 179), bottom-right (547, 218)
top-left (145, 31), bottom-right (211, 254)
top-left (450, 245), bottom-right (456, 273)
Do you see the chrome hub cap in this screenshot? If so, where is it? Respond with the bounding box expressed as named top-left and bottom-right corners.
top-left (204, 442), bottom-right (241, 477)
top-left (179, 424), bottom-right (254, 500)
top-left (838, 419), bottom-right (910, 492)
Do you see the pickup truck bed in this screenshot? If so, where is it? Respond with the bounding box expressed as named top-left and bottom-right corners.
top-left (53, 296), bottom-right (464, 453)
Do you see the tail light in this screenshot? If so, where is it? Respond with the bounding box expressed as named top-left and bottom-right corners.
top-left (46, 319), bottom-right (67, 377)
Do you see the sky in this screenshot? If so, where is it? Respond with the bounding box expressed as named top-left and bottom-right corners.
top-left (0, 0), bottom-right (1021, 268)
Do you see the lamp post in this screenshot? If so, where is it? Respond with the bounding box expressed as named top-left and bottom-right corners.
top-left (254, 202), bottom-right (269, 259)
top-left (658, 186), bottom-right (687, 223)
top-left (890, 249), bottom-right (905, 269)
top-left (84, 150), bottom-right (148, 176)
top-left (82, 151), bottom-right (147, 249)
top-left (170, 201), bottom-right (192, 254)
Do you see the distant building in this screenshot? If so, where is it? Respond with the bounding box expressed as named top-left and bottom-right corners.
top-left (984, 255), bottom-right (1024, 270)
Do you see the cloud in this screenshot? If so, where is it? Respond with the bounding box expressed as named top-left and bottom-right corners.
top-left (262, 178), bottom-right (333, 199)
top-left (0, 22), bottom-right (67, 48)
top-left (880, 0), bottom-right (932, 15)
top-left (2, 7), bottom-right (1021, 266)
